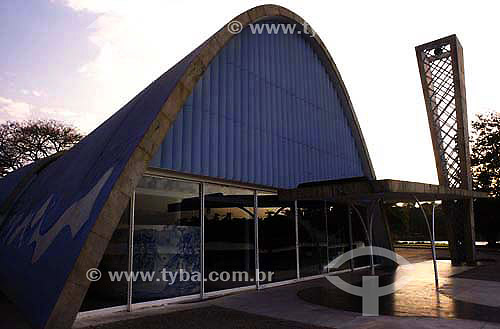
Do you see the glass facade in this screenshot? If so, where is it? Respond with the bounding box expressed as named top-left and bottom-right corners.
top-left (257, 193), bottom-right (296, 284)
top-left (80, 173), bottom-right (374, 312)
top-left (298, 201), bottom-right (328, 277)
top-left (326, 203), bottom-right (352, 270)
top-left (204, 184), bottom-right (255, 292)
top-left (132, 176), bottom-right (201, 302)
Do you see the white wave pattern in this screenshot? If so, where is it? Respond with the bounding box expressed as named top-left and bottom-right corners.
top-left (3, 167), bottom-right (114, 263)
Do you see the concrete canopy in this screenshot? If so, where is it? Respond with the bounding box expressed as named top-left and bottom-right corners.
top-left (279, 179), bottom-right (489, 203)
top-left (0, 5), bottom-right (374, 329)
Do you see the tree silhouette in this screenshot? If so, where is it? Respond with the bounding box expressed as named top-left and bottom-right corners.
top-left (471, 112), bottom-right (500, 246)
top-left (0, 119), bottom-right (83, 177)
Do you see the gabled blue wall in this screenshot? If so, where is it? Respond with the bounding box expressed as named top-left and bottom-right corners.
top-left (150, 22), bottom-right (365, 188)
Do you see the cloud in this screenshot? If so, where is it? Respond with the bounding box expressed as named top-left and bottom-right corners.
top-left (20, 89), bottom-right (43, 97)
top-left (39, 107), bottom-right (77, 117)
top-left (55, 0), bottom-right (226, 132)
top-left (55, 0), bottom-right (126, 14)
top-left (0, 96), bottom-right (31, 120)
top-left (0, 96), bottom-right (78, 124)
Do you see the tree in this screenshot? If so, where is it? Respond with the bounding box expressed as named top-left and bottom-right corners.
top-left (0, 120), bottom-right (83, 177)
top-left (470, 112), bottom-right (500, 246)
top-left (471, 112), bottom-right (500, 197)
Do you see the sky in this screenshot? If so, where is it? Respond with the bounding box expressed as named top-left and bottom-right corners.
top-left (1, 0), bottom-right (499, 184)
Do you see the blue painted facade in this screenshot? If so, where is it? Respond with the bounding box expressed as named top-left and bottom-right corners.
top-left (0, 44), bottom-right (203, 328)
top-left (150, 22), bottom-right (365, 188)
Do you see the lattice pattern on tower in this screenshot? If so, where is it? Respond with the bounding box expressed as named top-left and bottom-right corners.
top-left (419, 43), bottom-right (462, 188)
top-left (416, 34), bottom-right (476, 265)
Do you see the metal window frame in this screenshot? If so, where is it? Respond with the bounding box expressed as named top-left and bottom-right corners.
top-left (131, 293), bottom-right (202, 310)
top-left (348, 205), bottom-right (354, 271)
top-left (146, 168), bottom-right (276, 193)
top-left (258, 278), bottom-right (300, 290)
top-left (127, 192), bottom-right (135, 311)
top-left (324, 201), bottom-right (330, 271)
top-left (203, 285), bottom-right (256, 299)
top-left (294, 200), bottom-right (300, 280)
top-left (200, 182), bottom-right (205, 299)
top-left (76, 305), bottom-right (127, 319)
top-left (254, 190), bottom-right (260, 290)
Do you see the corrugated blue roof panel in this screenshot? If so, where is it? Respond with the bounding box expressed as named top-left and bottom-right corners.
top-left (151, 22), bottom-right (365, 188)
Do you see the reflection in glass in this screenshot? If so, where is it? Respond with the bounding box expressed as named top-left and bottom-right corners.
top-left (79, 171), bottom-right (382, 310)
top-left (132, 176), bottom-right (201, 302)
top-left (326, 203), bottom-right (351, 270)
top-left (257, 193), bottom-right (297, 284)
top-left (298, 201), bottom-right (328, 277)
top-left (204, 184), bottom-right (255, 292)
top-left (80, 204), bottom-right (130, 311)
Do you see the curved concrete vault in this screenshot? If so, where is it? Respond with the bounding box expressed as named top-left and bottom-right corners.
top-left (0, 5), bottom-right (374, 329)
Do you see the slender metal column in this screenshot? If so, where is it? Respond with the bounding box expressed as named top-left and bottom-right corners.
top-left (254, 191), bottom-right (260, 289)
top-left (368, 201), bottom-right (377, 275)
top-left (324, 201), bottom-right (329, 272)
top-left (351, 205), bottom-right (370, 245)
top-left (348, 204), bottom-right (354, 271)
top-left (432, 203), bottom-right (436, 241)
top-left (414, 196), bottom-right (439, 288)
top-left (200, 183), bottom-right (205, 299)
top-left (127, 192), bottom-right (135, 312)
top-left (432, 202), bottom-right (438, 284)
top-left (352, 204), bottom-right (373, 272)
top-left (294, 200), bottom-right (300, 279)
